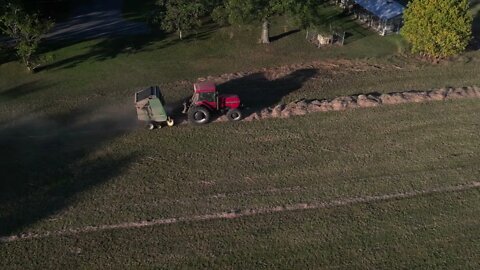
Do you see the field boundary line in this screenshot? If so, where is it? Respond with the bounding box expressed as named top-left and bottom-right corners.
top-left (2, 181), bottom-right (479, 243)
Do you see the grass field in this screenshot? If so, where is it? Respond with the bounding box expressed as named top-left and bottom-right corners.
top-left (1, 2), bottom-right (480, 268)
top-left (3, 190), bottom-right (480, 269)
top-left (1, 99), bottom-right (480, 268)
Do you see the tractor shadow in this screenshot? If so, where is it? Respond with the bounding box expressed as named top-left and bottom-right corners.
top-left (0, 104), bottom-right (138, 236)
top-left (166, 69), bottom-right (317, 123)
top-left (217, 68), bottom-right (318, 119)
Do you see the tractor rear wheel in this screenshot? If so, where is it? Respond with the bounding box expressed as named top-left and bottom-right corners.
top-left (188, 106), bottom-right (210, 125)
top-left (226, 109), bottom-right (242, 122)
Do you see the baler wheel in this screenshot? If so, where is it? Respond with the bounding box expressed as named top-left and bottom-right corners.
top-left (167, 117), bottom-right (175, 127)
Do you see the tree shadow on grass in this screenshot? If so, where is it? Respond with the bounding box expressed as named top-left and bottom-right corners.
top-left (152, 22), bottom-right (220, 50)
top-left (0, 81), bottom-right (55, 101)
top-left (37, 33), bottom-right (166, 71)
top-left (270, 29), bottom-right (300, 42)
top-left (38, 22), bottom-right (220, 72)
top-left (0, 104), bottom-right (139, 236)
top-left (218, 68), bottom-right (318, 116)
top-left (471, 3), bottom-right (480, 50)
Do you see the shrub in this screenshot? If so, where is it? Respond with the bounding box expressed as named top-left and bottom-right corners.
top-left (401, 0), bottom-right (472, 59)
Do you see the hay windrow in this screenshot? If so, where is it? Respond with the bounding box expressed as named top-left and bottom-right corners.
top-left (215, 86), bottom-right (480, 123)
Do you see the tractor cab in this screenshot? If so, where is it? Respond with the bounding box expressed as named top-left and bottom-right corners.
top-left (183, 82), bottom-right (243, 124)
top-left (192, 82), bottom-right (219, 110)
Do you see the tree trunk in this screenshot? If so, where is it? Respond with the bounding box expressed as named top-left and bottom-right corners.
top-left (24, 58), bottom-right (32, 72)
top-left (260, 20), bottom-right (270, 44)
top-left (179, 29), bottom-right (183, 40)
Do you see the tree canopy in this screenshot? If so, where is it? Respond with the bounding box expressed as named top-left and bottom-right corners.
top-left (0, 2), bottom-right (54, 71)
top-left (213, 0), bottom-right (322, 44)
top-left (154, 0), bottom-right (205, 39)
top-left (401, 0), bottom-right (472, 59)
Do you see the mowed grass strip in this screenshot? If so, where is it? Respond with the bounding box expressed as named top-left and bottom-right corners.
top-left (2, 181), bottom-right (479, 243)
top-left (2, 99), bottom-right (479, 235)
top-left (2, 187), bottom-right (480, 269)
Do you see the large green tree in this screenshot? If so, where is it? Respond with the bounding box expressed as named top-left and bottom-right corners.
top-left (154, 0), bottom-right (205, 40)
top-left (0, 2), bottom-right (53, 71)
top-left (287, 0), bottom-right (324, 39)
top-left (213, 0), bottom-right (324, 44)
top-left (214, 0), bottom-right (294, 44)
top-left (401, 0), bottom-right (472, 59)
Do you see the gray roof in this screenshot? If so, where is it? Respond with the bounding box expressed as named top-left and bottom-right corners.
top-left (353, 0), bottom-right (405, 20)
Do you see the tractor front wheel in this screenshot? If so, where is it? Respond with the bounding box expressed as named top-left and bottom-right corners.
top-left (226, 109), bottom-right (242, 122)
top-left (188, 106), bottom-right (211, 125)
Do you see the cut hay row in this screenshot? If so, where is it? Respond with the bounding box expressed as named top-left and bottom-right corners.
top-left (233, 86), bottom-right (480, 122)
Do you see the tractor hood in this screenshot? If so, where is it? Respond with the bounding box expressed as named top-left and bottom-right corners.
top-left (221, 94), bottom-right (241, 109)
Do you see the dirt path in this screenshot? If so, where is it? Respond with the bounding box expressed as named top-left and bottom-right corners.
top-left (2, 181), bottom-right (479, 243)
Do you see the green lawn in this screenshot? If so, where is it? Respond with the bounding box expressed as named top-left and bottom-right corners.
top-left (1, 2), bottom-right (480, 268)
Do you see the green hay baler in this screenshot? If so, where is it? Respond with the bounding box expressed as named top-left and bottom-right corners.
top-left (135, 86), bottom-right (174, 130)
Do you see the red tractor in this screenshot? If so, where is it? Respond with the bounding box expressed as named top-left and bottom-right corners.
top-left (182, 82), bottom-right (242, 124)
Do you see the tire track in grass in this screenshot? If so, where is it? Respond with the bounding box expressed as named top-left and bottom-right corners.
top-left (1, 181), bottom-right (479, 243)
